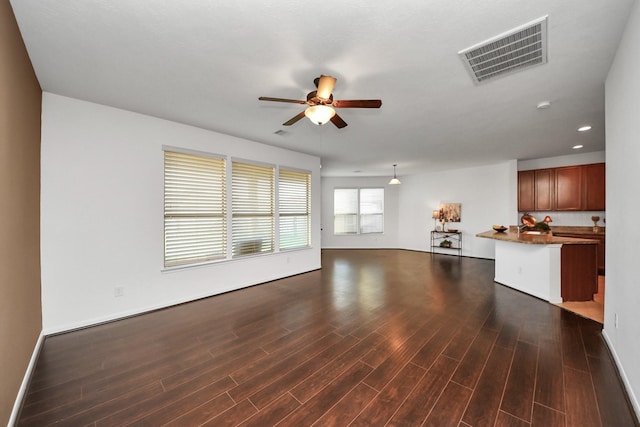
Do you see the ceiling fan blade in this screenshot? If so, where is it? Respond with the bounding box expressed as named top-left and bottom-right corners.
top-left (259, 96), bottom-right (307, 104)
top-left (316, 75), bottom-right (337, 100)
top-left (283, 111), bottom-right (306, 126)
top-left (333, 99), bottom-right (382, 108)
top-left (330, 114), bottom-right (348, 129)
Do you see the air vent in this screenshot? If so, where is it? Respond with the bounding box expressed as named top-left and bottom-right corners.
top-left (459, 16), bottom-right (548, 84)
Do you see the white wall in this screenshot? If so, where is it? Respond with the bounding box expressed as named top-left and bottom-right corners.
top-left (321, 177), bottom-right (400, 248)
top-left (517, 151), bottom-right (607, 226)
top-left (321, 162), bottom-right (517, 259)
top-left (518, 150), bottom-right (605, 170)
top-left (322, 157), bottom-right (606, 259)
top-left (396, 161), bottom-right (518, 259)
top-left (320, 162), bottom-right (518, 259)
top-left (40, 93), bottom-right (321, 333)
top-left (604, 0), bottom-right (640, 417)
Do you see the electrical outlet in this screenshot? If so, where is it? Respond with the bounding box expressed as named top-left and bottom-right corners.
top-left (114, 286), bottom-right (125, 297)
top-left (615, 313), bottom-right (619, 328)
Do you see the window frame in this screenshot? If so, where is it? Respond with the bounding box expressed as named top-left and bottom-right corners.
top-left (231, 159), bottom-right (276, 258)
top-left (163, 149), bottom-right (227, 268)
top-left (358, 187), bottom-right (385, 234)
top-left (278, 167), bottom-right (312, 250)
top-left (333, 187), bottom-right (385, 235)
top-left (164, 148), bottom-right (314, 269)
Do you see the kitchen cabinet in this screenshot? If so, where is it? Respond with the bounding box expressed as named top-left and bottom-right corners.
top-left (554, 232), bottom-right (605, 275)
top-left (584, 163), bottom-right (606, 210)
top-left (594, 234), bottom-right (605, 274)
top-left (561, 243), bottom-right (598, 300)
top-left (517, 170), bottom-right (535, 212)
top-left (517, 163), bottom-right (605, 212)
top-left (534, 169), bottom-right (554, 211)
top-left (555, 166), bottom-right (583, 210)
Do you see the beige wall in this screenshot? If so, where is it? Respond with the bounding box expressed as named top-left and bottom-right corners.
top-left (0, 0), bottom-right (42, 424)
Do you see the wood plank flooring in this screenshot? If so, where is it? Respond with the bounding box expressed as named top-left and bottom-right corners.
top-left (17, 249), bottom-right (638, 426)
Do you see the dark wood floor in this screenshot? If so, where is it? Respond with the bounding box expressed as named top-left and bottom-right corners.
top-left (18, 249), bottom-right (638, 426)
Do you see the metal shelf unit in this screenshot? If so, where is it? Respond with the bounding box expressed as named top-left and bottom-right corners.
top-left (430, 230), bottom-right (462, 257)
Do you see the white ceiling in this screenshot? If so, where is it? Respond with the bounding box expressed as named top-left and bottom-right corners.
top-left (10, 0), bottom-right (635, 177)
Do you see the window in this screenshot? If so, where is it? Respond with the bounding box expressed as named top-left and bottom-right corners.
top-left (359, 188), bottom-right (384, 233)
top-left (164, 151), bottom-right (226, 267)
top-left (334, 188), bottom-right (384, 234)
top-left (334, 189), bottom-right (358, 234)
top-left (232, 161), bottom-right (275, 257)
top-left (279, 169), bottom-right (311, 249)
top-left (164, 150), bottom-right (311, 267)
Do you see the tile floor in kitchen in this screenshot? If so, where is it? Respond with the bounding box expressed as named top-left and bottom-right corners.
top-left (556, 275), bottom-right (605, 323)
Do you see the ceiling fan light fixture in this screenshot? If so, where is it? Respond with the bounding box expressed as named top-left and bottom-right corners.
top-left (389, 164), bottom-right (401, 185)
top-left (316, 75), bottom-right (337, 99)
top-left (305, 105), bottom-right (335, 125)
top-left (259, 75), bottom-right (381, 129)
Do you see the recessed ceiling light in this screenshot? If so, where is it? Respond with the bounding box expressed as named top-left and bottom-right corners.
top-left (572, 145), bottom-right (584, 149)
top-left (537, 101), bottom-right (551, 109)
top-left (578, 125), bottom-right (592, 132)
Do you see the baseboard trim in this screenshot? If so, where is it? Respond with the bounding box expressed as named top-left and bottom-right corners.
top-left (320, 247), bottom-right (495, 261)
top-left (8, 331), bottom-right (45, 427)
top-left (602, 329), bottom-right (640, 424)
top-left (42, 266), bottom-right (322, 336)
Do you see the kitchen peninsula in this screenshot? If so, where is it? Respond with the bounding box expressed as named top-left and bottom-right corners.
top-left (477, 229), bottom-right (599, 303)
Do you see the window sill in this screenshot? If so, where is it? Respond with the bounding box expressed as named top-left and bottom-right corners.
top-left (162, 246), bottom-right (313, 273)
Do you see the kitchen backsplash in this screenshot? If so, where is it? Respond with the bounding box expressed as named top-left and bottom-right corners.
top-left (517, 211), bottom-right (606, 227)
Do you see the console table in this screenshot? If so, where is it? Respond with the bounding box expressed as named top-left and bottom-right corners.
top-left (430, 230), bottom-right (462, 257)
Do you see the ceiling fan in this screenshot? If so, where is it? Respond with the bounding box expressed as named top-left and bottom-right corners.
top-left (258, 75), bottom-right (382, 129)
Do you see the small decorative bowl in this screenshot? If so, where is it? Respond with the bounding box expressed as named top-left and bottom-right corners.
top-left (492, 225), bottom-right (508, 233)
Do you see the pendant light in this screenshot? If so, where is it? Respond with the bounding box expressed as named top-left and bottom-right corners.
top-left (388, 164), bottom-right (401, 185)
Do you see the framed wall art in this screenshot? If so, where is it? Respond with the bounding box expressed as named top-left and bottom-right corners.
top-left (439, 202), bottom-right (461, 222)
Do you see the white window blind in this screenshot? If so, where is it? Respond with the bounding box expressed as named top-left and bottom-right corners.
top-left (279, 169), bottom-right (311, 249)
top-left (334, 188), bottom-right (384, 235)
top-left (334, 188), bottom-right (359, 234)
top-left (164, 151), bottom-right (226, 267)
top-left (359, 188), bottom-right (384, 234)
top-left (232, 161), bottom-right (275, 257)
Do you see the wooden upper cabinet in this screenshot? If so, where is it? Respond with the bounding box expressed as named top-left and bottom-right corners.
top-left (555, 166), bottom-right (583, 210)
top-left (517, 163), bottom-right (605, 212)
top-left (534, 169), bottom-right (554, 211)
top-left (517, 170), bottom-right (535, 212)
top-left (583, 163), bottom-right (606, 210)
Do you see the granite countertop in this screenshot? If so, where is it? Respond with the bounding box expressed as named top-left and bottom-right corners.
top-left (476, 230), bottom-right (599, 245)
top-left (550, 226), bottom-right (606, 236)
